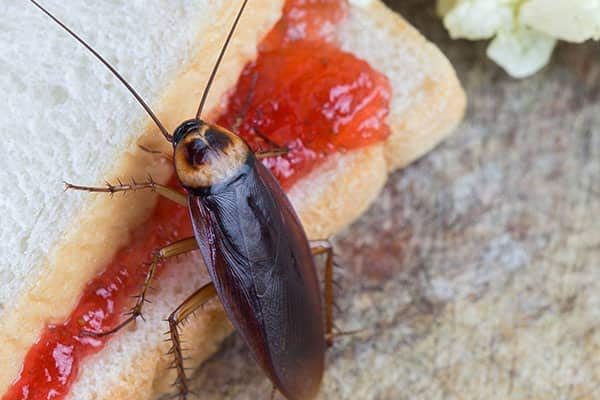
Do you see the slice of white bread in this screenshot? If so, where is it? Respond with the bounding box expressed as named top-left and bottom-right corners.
top-left (0, 0), bottom-right (284, 396)
top-left (340, 0), bottom-right (466, 172)
top-left (293, 0), bottom-right (466, 239)
top-left (0, 0), bottom-right (465, 399)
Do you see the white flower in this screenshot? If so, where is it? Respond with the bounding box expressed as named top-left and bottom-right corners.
top-left (520, 0), bottom-right (600, 42)
top-left (487, 26), bottom-right (555, 78)
top-left (442, 0), bottom-right (516, 40)
top-left (438, 0), bottom-right (600, 78)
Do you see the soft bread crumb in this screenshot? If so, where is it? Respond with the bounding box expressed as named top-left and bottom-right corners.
top-left (0, 0), bottom-right (215, 315)
top-left (349, 0), bottom-right (374, 8)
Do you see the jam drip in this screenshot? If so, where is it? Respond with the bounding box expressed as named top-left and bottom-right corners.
top-left (3, 189), bottom-right (192, 400)
top-left (4, 0), bottom-right (391, 399)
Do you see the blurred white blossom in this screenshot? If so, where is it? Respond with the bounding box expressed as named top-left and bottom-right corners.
top-left (437, 0), bottom-right (600, 78)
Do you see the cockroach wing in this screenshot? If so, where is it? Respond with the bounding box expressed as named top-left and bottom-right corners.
top-left (188, 160), bottom-right (325, 400)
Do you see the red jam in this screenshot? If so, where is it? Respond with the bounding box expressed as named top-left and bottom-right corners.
top-left (217, 0), bottom-right (390, 188)
top-left (3, 179), bottom-right (192, 400)
top-left (5, 0), bottom-right (391, 399)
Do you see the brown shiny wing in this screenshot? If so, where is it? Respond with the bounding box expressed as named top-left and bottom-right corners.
top-left (188, 159), bottom-right (325, 400)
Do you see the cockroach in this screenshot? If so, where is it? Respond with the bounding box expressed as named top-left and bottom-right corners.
top-left (31, 1), bottom-right (337, 399)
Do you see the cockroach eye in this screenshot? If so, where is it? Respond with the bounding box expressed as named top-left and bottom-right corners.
top-left (184, 139), bottom-right (209, 166)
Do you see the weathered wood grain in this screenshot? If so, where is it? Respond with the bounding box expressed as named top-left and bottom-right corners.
top-left (186, 1), bottom-right (600, 399)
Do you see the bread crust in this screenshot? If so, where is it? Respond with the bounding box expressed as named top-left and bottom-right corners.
top-left (378, 5), bottom-right (466, 170)
top-left (290, 145), bottom-right (388, 240)
top-left (341, 0), bottom-right (466, 171)
top-left (0, 0), bottom-right (465, 398)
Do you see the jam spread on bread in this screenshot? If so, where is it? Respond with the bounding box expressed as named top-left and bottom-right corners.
top-left (218, 0), bottom-right (390, 188)
top-left (5, 1), bottom-right (390, 398)
top-left (4, 190), bottom-right (192, 400)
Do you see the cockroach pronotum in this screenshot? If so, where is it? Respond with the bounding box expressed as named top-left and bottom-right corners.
top-left (30, 0), bottom-right (338, 399)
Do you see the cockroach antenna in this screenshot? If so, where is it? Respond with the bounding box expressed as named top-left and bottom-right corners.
top-left (195, 0), bottom-right (249, 120)
top-left (28, 0), bottom-right (173, 142)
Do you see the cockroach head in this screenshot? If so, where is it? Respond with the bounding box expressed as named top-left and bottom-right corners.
top-left (173, 119), bottom-right (251, 192)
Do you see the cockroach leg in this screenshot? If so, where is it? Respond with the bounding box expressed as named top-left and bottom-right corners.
top-left (138, 144), bottom-right (174, 162)
top-left (252, 125), bottom-right (284, 148)
top-left (65, 178), bottom-right (187, 206)
top-left (252, 125), bottom-right (288, 158)
top-left (231, 70), bottom-right (259, 133)
top-left (270, 385), bottom-right (278, 400)
top-left (255, 147), bottom-right (289, 159)
top-left (167, 281), bottom-right (218, 400)
top-left (81, 237), bottom-right (199, 338)
top-left (310, 239), bottom-right (335, 346)
top-left (311, 241), bottom-right (365, 344)
top-left (326, 328), bottom-right (366, 343)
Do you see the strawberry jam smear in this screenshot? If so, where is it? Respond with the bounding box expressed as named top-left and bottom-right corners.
top-left (4, 1), bottom-right (390, 399)
top-left (218, 0), bottom-right (391, 189)
top-left (3, 182), bottom-right (193, 400)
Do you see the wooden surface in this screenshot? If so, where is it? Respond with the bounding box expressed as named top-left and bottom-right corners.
top-left (186, 1), bottom-right (600, 399)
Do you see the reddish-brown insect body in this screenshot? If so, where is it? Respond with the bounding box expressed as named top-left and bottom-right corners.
top-left (173, 120), bottom-right (326, 399)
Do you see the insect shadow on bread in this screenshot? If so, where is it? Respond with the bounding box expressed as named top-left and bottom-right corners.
top-left (30, 1), bottom-right (341, 399)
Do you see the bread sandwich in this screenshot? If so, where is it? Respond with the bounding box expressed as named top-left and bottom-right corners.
top-left (0, 0), bottom-right (465, 399)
